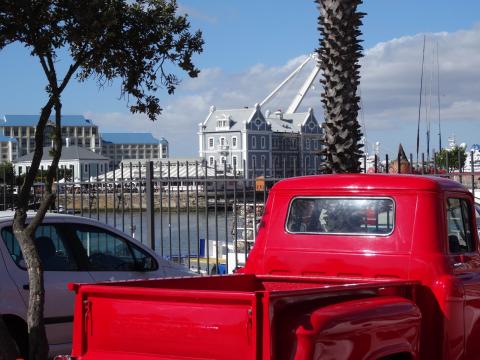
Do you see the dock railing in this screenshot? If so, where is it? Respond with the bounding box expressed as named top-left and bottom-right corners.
top-left (1, 151), bottom-right (478, 274)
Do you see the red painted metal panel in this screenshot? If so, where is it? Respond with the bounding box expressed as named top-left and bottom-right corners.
top-left (66, 175), bottom-right (480, 360)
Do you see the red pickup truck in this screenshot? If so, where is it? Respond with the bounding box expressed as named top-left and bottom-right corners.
top-left (64, 174), bottom-right (480, 360)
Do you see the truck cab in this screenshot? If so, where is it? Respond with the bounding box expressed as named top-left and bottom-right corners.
top-left (245, 174), bottom-right (480, 359)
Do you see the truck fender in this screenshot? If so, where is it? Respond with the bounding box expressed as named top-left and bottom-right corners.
top-left (293, 296), bottom-right (421, 360)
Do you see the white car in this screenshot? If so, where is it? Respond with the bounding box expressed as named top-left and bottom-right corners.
top-left (0, 211), bottom-right (193, 358)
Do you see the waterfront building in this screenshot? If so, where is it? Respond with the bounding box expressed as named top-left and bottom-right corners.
top-left (13, 145), bottom-right (109, 180)
top-left (198, 104), bottom-right (322, 177)
top-left (0, 115), bottom-right (101, 157)
top-left (0, 135), bottom-right (18, 162)
top-left (101, 133), bottom-right (169, 170)
top-left (267, 108), bottom-right (323, 176)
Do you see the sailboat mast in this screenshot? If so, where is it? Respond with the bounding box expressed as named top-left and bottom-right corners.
top-left (436, 41), bottom-right (442, 151)
top-left (416, 35), bottom-right (426, 165)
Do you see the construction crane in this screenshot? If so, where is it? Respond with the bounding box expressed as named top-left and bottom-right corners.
top-left (260, 53), bottom-right (320, 114)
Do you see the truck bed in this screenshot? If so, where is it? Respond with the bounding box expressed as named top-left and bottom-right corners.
top-left (69, 274), bottom-right (418, 360)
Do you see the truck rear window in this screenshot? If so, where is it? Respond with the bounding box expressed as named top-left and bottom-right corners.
top-left (286, 197), bottom-right (394, 235)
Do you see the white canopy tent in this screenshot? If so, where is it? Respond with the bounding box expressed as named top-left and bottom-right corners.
top-left (91, 162), bottom-right (235, 182)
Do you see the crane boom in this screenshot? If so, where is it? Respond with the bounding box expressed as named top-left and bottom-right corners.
top-left (259, 55), bottom-right (312, 108)
top-left (286, 62), bottom-right (320, 113)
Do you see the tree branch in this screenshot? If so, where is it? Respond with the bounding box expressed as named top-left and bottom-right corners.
top-left (16, 100), bottom-right (54, 211)
top-left (25, 98), bottom-right (62, 237)
top-left (38, 55), bottom-right (55, 88)
top-left (24, 194), bottom-right (55, 237)
top-left (59, 57), bottom-right (85, 93)
top-left (46, 53), bottom-right (58, 88)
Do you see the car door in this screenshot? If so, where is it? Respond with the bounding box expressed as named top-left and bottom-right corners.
top-left (446, 196), bottom-right (480, 358)
top-left (66, 222), bottom-right (164, 282)
top-left (0, 222), bottom-right (94, 346)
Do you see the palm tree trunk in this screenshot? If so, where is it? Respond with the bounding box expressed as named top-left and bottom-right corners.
top-left (316, 0), bottom-right (365, 173)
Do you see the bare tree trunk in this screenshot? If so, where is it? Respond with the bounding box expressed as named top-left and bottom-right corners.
top-left (13, 96), bottom-right (62, 360)
top-left (10, 48), bottom-right (79, 360)
top-left (0, 317), bottom-right (18, 360)
top-left (12, 224), bottom-right (48, 360)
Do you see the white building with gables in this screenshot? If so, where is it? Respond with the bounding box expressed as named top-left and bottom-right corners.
top-left (198, 103), bottom-right (323, 178)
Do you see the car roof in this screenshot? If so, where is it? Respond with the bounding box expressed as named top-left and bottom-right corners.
top-left (0, 211), bottom-right (81, 222)
top-left (272, 174), bottom-right (468, 193)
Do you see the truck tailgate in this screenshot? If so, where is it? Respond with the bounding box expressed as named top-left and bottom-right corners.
top-left (70, 275), bottom-right (418, 359)
top-left (72, 285), bottom-right (260, 359)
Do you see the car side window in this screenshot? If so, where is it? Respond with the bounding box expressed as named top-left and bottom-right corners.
top-left (74, 225), bottom-right (155, 271)
top-left (1, 227), bottom-right (22, 267)
top-left (447, 198), bottom-right (475, 254)
top-left (1, 224), bottom-right (78, 271)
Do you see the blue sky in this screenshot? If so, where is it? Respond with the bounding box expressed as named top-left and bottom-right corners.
top-left (1, 1), bottom-right (480, 157)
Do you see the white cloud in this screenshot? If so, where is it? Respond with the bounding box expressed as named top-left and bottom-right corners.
top-left (88, 24), bottom-right (480, 157)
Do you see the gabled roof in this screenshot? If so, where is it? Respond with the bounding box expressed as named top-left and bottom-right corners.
top-left (0, 135), bottom-right (17, 143)
top-left (1, 115), bottom-right (95, 127)
top-left (101, 133), bottom-right (164, 145)
top-left (267, 111), bottom-right (311, 133)
top-left (14, 146), bottom-right (109, 163)
top-left (202, 105), bottom-right (257, 132)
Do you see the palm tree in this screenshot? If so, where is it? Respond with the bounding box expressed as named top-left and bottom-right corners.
top-left (316, 0), bottom-right (365, 173)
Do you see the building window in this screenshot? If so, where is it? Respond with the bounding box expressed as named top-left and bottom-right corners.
top-left (232, 156), bottom-right (238, 169)
top-left (252, 137), bottom-right (256, 149)
top-left (232, 137), bottom-right (237, 148)
top-left (261, 136), bottom-right (266, 149)
top-left (18, 166), bottom-right (22, 175)
top-left (84, 164), bottom-right (88, 173)
top-left (216, 119), bottom-right (229, 129)
top-left (209, 156), bottom-right (214, 166)
top-left (208, 137), bottom-right (214, 149)
top-left (306, 139), bottom-right (310, 150)
top-left (261, 155), bottom-right (266, 168)
top-left (314, 140), bottom-right (318, 150)
top-left (221, 156), bottom-right (226, 164)
top-left (220, 137), bottom-right (226, 146)
top-left (252, 155), bottom-right (257, 168)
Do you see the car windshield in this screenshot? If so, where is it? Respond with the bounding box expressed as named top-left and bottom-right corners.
top-left (286, 197), bottom-right (395, 235)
